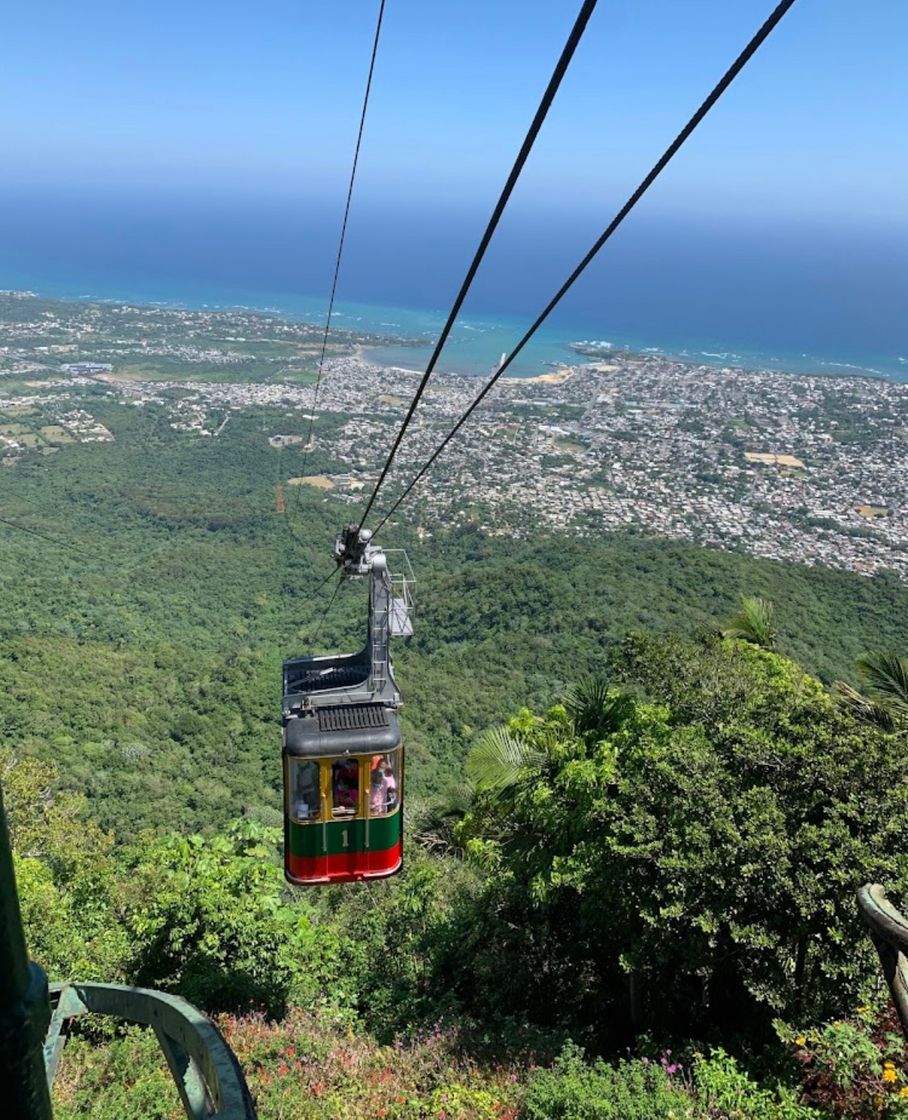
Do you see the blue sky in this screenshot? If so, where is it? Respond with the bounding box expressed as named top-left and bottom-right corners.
top-left (1, 0), bottom-right (905, 372)
top-left (2, 0), bottom-right (905, 228)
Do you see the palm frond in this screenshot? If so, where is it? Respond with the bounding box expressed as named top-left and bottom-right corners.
top-left (410, 788), bottom-right (472, 857)
top-left (856, 652), bottom-right (908, 715)
top-left (564, 676), bottom-right (633, 740)
top-left (832, 679), bottom-right (897, 731)
top-left (722, 596), bottom-right (777, 649)
top-left (466, 727), bottom-right (543, 795)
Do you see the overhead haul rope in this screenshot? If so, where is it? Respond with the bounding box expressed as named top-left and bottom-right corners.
top-left (356, 0), bottom-right (600, 531)
top-left (368, 0), bottom-right (798, 535)
top-left (292, 0), bottom-right (387, 517)
top-left (292, 558), bottom-right (352, 644)
top-left (0, 514), bottom-right (93, 560)
top-left (312, 571), bottom-right (344, 643)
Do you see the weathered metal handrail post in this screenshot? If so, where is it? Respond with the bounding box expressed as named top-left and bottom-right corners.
top-left (857, 884), bottom-right (908, 1038)
top-left (0, 782), bottom-right (54, 1120)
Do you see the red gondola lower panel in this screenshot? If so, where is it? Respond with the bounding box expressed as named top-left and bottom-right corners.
top-left (285, 814), bottom-right (402, 885)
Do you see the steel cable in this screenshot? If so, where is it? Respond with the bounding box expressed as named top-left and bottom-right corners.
top-left (312, 571), bottom-right (344, 644)
top-left (356, 0), bottom-right (600, 530)
top-left (0, 514), bottom-right (93, 560)
top-left (369, 0), bottom-right (798, 536)
top-left (293, 0), bottom-right (387, 516)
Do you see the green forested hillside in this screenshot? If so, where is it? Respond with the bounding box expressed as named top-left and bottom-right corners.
top-left (5, 396), bottom-right (908, 1117)
top-left (9, 635), bottom-right (908, 1119)
top-left (2, 392), bottom-right (907, 834)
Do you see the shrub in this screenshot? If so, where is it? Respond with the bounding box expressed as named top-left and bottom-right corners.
top-left (521, 1042), bottom-right (691, 1120)
top-left (53, 1007), bottom-right (525, 1120)
top-left (52, 1026), bottom-right (181, 1120)
top-left (522, 1043), bottom-right (817, 1120)
top-left (692, 1048), bottom-right (813, 1120)
top-left (458, 641), bottom-right (908, 1035)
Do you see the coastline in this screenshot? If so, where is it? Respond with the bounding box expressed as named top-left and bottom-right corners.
top-left (2, 283), bottom-right (906, 384)
top-left (3, 288), bottom-right (906, 585)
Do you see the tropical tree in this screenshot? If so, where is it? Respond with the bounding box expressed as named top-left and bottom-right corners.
top-left (454, 640), bottom-right (908, 1035)
top-left (123, 821), bottom-right (342, 1016)
top-left (563, 676), bottom-right (635, 742)
top-left (466, 680), bottom-right (635, 799)
top-left (465, 724), bottom-right (543, 796)
top-left (2, 749), bottom-right (131, 984)
top-left (856, 651), bottom-right (908, 720)
top-left (831, 680), bottom-right (896, 731)
top-left (409, 785), bottom-right (473, 857)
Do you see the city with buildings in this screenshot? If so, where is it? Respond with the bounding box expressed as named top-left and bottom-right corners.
top-left (1, 292), bottom-right (906, 579)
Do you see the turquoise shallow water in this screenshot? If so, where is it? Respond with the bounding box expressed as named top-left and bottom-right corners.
top-left (1, 186), bottom-right (905, 380)
top-left (7, 276), bottom-right (907, 382)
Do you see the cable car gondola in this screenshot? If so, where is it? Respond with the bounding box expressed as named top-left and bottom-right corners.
top-left (282, 527), bottom-right (413, 885)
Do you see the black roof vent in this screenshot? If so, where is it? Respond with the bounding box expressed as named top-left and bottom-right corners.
top-left (317, 704), bottom-right (390, 733)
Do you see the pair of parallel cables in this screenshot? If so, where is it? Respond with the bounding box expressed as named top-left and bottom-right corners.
top-left (306, 0), bottom-right (797, 542)
top-left (0, 2), bottom-right (799, 596)
top-left (299, 0), bottom-right (798, 639)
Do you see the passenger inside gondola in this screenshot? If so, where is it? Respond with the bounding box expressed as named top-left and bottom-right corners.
top-left (383, 761), bottom-right (398, 809)
top-left (370, 765), bottom-right (386, 814)
top-left (369, 754), bottom-right (399, 814)
top-left (293, 761), bottom-right (320, 820)
top-left (332, 758), bottom-right (358, 815)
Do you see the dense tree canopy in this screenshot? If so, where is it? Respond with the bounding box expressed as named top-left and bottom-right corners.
top-left (1, 398), bottom-right (907, 835)
top-left (451, 638), bottom-right (908, 1037)
top-left (7, 632), bottom-right (908, 1118)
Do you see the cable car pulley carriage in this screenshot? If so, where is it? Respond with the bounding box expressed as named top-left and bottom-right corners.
top-left (282, 526), bottom-right (414, 885)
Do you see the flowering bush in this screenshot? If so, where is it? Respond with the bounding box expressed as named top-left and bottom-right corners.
top-left (778, 1004), bottom-right (908, 1118)
top-left (52, 1026), bottom-right (183, 1120)
top-left (218, 1007), bottom-right (523, 1120)
top-left (690, 1047), bottom-right (812, 1120)
top-left (522, 1042), bottom-right (814, 1120)
top-left (521, 1041), bottom-right (693, 1120)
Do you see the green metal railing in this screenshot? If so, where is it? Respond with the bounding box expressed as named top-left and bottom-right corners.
top-left (46, 983), bottom-right (257, 1120)
top-left (0, 783), bottom-right (257, 1119)
top-left (857, 884), bottom-right (908, 1038)
top-left (0, 783), bottom-right (54, 1120)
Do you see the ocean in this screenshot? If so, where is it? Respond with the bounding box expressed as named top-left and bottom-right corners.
top-left (0, 186), bottom-right (905, 381)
